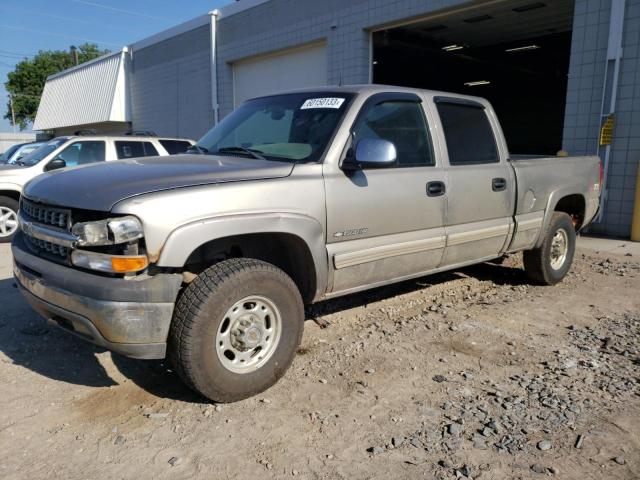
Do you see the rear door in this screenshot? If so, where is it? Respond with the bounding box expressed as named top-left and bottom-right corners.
top-left (433, 97), bottom-right (515, 266)
top-left (324, 92), bottom-right (447, 294)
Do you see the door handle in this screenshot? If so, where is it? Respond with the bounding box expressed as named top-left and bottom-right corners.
top-left (426, 181), bottom-right (446, 197)
top-left (492, 177), bottom-right (507, 192)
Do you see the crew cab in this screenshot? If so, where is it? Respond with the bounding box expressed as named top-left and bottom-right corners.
top-left (12, 86), bottom-right (601, 402)
top-left (0, 134), bottom-right (195, 242)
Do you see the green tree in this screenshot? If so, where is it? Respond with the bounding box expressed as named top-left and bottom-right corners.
top-left (4, 43), bottom-right (110, 130)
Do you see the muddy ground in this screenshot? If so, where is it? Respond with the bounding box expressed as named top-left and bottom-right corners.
top-left (0, 240), bottom-right (638, 480)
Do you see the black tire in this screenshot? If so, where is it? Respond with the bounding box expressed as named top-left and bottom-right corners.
top-left (0, 196), bottom-right (19, 244)
top-left (523, 212), bottom-right (576, 285)
top-left (169, 258), bottom-right (304, 403)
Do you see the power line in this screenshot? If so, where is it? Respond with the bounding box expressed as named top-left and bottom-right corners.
top-left (0, 5), bottom-right (140, 33)
top-left (0, 54), bottom-right (31, 61)
top-left (0, 49), bottom-right (35, 57)
top-left (0, 24), bottom-right (121, 47)
top-left (69, 0), bottom-right (172, 22)
top-left (0, 6), bottom-right (95, 27)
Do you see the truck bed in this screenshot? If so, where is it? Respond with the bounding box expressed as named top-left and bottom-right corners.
top-left (508, 154), bottom-right (601, 221)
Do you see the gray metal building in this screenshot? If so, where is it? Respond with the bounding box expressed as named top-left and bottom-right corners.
top-left (34, 0), bottom-right (640, 238)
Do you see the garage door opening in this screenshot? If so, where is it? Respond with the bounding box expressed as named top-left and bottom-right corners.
top-left (373, 0), bottom-right (574, 155)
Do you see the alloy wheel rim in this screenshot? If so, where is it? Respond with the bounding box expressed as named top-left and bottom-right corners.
top-left (215, 295), bottom-right (282, 374)
top-left (550, 228), bottom-right (568, 270)
top-left (0, 206), bottom-right (18, 237)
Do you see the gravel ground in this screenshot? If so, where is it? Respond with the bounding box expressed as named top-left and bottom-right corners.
top-left (0, 239), bottom-right (638, 480)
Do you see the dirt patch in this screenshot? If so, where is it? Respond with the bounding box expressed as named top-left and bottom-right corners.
top-left (0, 247), bottom-right (637, 480)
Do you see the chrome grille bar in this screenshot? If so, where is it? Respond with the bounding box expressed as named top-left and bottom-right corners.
top-left (18, 213), bottom-right (78, 249)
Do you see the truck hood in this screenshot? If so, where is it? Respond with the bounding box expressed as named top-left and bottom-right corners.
top-left (24, 154), bottom-right (295, 211)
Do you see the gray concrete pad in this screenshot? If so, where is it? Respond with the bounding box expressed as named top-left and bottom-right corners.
top-left (578, 235), bottom-right (640, 257)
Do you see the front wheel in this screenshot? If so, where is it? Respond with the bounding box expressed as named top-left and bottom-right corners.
top-left (0, 196), bottom-right (19, 243)
top-left (169, 258), bottom-right (304, 403)
top-left (523, 212), bottom-right (576, 285)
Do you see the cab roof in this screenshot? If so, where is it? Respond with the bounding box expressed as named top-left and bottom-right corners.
top-left (253, 84), bottom-right (490, 106)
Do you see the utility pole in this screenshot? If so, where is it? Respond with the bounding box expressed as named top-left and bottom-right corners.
top-left (70, 45), bottom-right (78, 66)
top-left (9, 95), bottom-right (16, 134)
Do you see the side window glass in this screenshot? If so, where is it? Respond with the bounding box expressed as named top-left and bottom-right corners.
top-left (159, 140), bottom-right (192, 154)
top-left (436, 103), bottom-right (499, 165)
top-left (115, 141), bottom-right (145, 159)
top-left (352, 101), bottom-right (435, 167)
top-left (57, 141), bottom-right (105, 166)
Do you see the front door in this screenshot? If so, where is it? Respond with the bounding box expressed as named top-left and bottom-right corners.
top-left (434, 98), bottom-right (515, 266)
top-left (324, 93), bottom-right (447, 294)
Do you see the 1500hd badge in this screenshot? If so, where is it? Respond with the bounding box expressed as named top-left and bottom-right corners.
top-left (333, 228), bottom-right (369, 238)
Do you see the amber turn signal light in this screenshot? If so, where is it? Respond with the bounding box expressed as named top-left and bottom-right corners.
top-left (111, 256), bottom-right (149, 273)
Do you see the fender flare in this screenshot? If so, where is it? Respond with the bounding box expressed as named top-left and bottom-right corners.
top-left (535, 186), bottom-right (586, 248)
top-left (156, 212), bottom-right (328, 301)
top-left (0, 183), bottom-right (23, 196)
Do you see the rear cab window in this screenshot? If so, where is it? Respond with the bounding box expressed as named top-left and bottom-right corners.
top-left (115, 141), bottom-right (159, 159)
top-left (435, 99), bottom-right (499, 165)
top-left (159, 140), bottom-right (192, 154)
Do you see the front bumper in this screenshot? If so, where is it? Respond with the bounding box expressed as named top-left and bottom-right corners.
top-left (12, 232), bottom-right (182, 359)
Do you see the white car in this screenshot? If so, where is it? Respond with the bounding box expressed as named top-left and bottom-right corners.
top-left (0, 134), bottom-right (194, 242)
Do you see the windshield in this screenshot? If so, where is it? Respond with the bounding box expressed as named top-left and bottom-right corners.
top-left (17, 138), bottom-right (68, 166)
top-left (7, 143), bottom-right (43, 164)
top-left (195, 92), bottom-right (354, 163)
top-left (0, 144), bottom-right (22, 163)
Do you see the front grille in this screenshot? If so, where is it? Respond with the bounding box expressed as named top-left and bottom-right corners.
top-left (21, 198), bottom-right (71, 230)
top-left (20, 198), bottom-right (73, 261)
top-left (24, 234), bottom-right (70, 258)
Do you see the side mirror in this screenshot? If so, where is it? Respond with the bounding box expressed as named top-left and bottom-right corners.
top-left (45, 158), bottom-right (66, 171)
top-left (342, 138), bottom-right (398, 171)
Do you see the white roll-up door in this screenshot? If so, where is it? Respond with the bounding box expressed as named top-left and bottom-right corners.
top-left (233, 42), bottom-right (327, 106)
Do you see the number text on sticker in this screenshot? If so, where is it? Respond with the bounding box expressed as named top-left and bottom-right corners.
top-left (301, 98), bottom-right (345, 109)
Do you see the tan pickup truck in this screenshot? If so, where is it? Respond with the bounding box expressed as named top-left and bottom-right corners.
top-left (13, 85), bottom-right (601, 402)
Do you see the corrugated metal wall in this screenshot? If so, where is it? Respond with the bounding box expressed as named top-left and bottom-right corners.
top-left (130, 25), bottom-right (213, 141)
top-left (33, 52), bottom-right (126, 130)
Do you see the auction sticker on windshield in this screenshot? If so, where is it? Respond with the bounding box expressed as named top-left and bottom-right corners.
top-left (301, 98), bottom-right (345, 109)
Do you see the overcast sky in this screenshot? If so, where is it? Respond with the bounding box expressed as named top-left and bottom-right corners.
top-left (0, 0), bottom-right (230, 133)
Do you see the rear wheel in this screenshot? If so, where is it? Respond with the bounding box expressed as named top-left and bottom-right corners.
top-left (0, 196), bottom-right (19, 243)
top-left (523, 212), bottom-right (576, 285)
top-left (169, 258), bottom-right (304, 403)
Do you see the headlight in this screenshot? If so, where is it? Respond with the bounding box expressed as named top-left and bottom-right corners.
top-left (72, 216), bottom-right (143, 246)
top-left (71, 250), bottom-right (148, 273)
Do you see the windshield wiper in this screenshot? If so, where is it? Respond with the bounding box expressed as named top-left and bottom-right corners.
top-left (186, 145), bottom-right (209, 154)
top-left (216, 146), bottom-right (266, 161)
